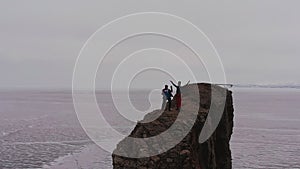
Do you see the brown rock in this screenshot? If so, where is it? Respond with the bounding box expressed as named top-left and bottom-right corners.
top-left (112, 83), bottom-right (234, 169)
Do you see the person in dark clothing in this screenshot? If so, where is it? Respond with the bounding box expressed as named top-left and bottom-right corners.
top-left (161, 85), bottom-right (173, 111)
top-left (170, 80), bottom-right (182, 110)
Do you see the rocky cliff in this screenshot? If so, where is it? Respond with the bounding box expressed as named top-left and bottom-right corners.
top-left (112, 83), bottom-right (234, 169)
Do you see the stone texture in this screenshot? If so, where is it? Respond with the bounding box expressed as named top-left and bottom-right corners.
top-left (112, 83), bottom-right (234, 169)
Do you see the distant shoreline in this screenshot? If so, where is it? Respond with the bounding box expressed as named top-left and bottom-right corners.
top-left (0, 84), bottom-right (300, 92)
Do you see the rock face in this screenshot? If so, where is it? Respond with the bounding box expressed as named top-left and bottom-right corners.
top-left (112, 83), bottom-right (234, 169)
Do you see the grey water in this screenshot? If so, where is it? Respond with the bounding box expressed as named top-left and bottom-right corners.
top-left (231, 88), bottom-right (300, 169)
top-left (0, 88), bottom-right (299, 168)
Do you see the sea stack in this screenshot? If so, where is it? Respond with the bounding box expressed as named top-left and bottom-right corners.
top-left (112, 83), bottom-right (234, 169)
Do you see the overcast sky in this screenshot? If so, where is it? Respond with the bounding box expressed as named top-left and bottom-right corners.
top-left (0, 1), bottom-right (299, 89)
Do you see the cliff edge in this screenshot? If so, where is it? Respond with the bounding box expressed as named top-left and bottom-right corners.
top-left (112, 83), bottom-right (234, 169)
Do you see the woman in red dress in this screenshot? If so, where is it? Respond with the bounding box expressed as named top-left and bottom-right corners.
top-left (170, 80), bottom-right (182, 111)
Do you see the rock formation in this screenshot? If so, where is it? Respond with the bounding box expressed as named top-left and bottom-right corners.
top-left (112, 83), bottom-right (234, 169)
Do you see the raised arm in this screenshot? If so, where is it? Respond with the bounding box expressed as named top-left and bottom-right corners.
top-left (170, 80), bottom-right (178, 87)
top-left (170, 86), bottom-right (173, 96)
top-left (184, 80), bottom-right (190, 86)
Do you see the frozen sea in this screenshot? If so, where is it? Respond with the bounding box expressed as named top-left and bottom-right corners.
top-left (0, 88), bottom-right (299, 169)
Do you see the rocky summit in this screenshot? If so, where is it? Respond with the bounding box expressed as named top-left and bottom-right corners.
top-left (112, 83), bottom-right (234, 169)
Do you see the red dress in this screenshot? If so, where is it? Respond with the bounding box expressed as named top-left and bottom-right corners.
top-left (174, 93), bottom-right (181, 109)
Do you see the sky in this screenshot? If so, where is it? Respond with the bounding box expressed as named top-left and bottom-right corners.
top-left (0, 1), bottom-right (299, 89)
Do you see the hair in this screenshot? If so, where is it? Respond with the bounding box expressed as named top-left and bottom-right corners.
top-left (178, 81), bottom-right (182, 86)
